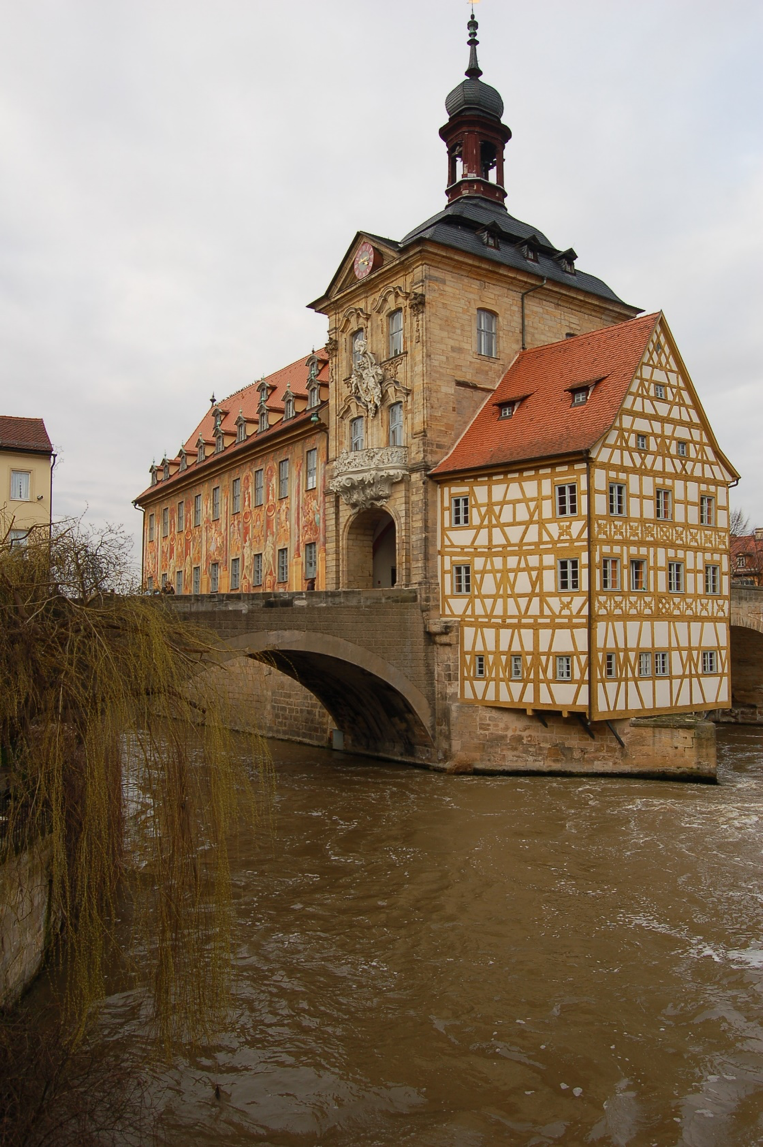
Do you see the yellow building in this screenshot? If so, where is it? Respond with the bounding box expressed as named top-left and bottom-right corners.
top-left (0, 417), bottom-right (54, 544)
top-left (431, 313), bottom-right (739, 720)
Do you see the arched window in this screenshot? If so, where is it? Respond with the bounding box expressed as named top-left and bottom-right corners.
top-left (283, 391), bottom-right (295, 420)
top-left (259, 407), bottom-right (269, 433)
top-left (477, 309), bottom-right (497, 357)
top-left (388, 309), bottom-right (403, 358)
top-left (350, 416), bottom-right (364, 452)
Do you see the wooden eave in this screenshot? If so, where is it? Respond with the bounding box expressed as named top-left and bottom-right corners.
top-left (427, 446), bottom-right (591, 484)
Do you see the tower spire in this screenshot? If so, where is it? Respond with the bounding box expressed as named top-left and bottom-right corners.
top-left (465, 13), bottom-right (482, 80)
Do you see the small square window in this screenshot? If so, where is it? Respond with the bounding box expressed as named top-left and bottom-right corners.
top-left (210, 562), bottom-right (219, 593)
top-left (655, 651), bottom-right (669, 677)
top-left (194, 494), bottom-right (202, 527)
top-left (638, 652), bottom-right (652, 677)
top-left (305, 542), bottom-right (317, 580)
top-left (192, 566), bottom-right (200, 594)
top-left (277, 547), bottom-right (288, 583)
top-left (253, 553), bottom-right (263, 587)
top-left (636, 434), bottom-right (648, 450)
top-left (702, 650), bottom-right (717, 674)
top-left (654, 383), bottom-right (665, 399)
top-left (453, 564), bottom-right (471, 594)
top-left (608, 483), bottom-right (626, 516)
top-left (278, 460), bottom-right (289, 499)
top-left (556, 655), bottom-right (572, 681)
top-left (451, 496), bottom-right (469, 526)
top-left (306, 449), bottom-right (317, 491)
top-left (510, 655), bottom-right (522, 680)
top-left (254, 469), bottom-right (264, 507)
top-left (499, 402), bottom-right (515, 420)
top-left (556, 483), bottom-right (578, 516)
top-left (230, 557), bottom-right (240, 591)
top-left (571, 388), bottom-right (588, 407)
top-left (474, 654), bottom-right (485, 678)
top-left (212, 486), bottom-right (220, 520)
top-left (676, 441), bottom-right (687, 458)
top-left (232, 477), bottom-right (241, 514)
top-left (605, 653), bottom-right (616, 679)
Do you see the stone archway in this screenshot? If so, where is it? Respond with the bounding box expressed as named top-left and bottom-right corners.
top-left (729, 624), bottom-right (763, 721)
top-left (346, 508), bottom-right (397, 589)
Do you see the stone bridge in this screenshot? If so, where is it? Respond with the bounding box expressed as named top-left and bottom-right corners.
top-left (729, 586), bottom-right (763, 720)
top-left (171, 589), bottom-right (453, 764)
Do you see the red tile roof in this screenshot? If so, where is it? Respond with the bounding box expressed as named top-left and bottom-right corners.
top-left (431, 313), bottom-right (660, 477)
top-left (0, 416), bottom-right (53, 455)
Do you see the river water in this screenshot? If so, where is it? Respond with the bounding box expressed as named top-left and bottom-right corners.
top-left (109, 726), bottom-right (763, 1145)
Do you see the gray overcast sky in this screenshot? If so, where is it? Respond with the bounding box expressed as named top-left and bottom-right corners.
top-left (1, 0), bottom-right (761, 559)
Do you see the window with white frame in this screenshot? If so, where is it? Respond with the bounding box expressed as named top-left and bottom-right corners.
top-left (676, 441), bottom-right (687, 457)
top-left (558, 558), bottom-right (580, 591)
top-left (254, 469), bottom-right (264, 506)
top-left (306, 449), bottom-right (317, 491)
top-left (175, 570), bottom-right (183, 595)
top-left (570, 388), bottom-right (588, 407)
top-left (259, 408), bottom-right (269, 433)
top-left (162, 507), bottom-right (169, 537)
top-left (210, 562), bottom-right (219, 593)
top-left (498, 402), bottom-right (515, 419)
top-left (283, 391), bottom-right (295, 420)
top-left (388, 402), bottom-right (403, 447)
top-left (474, 654), bottom-right (485, 678)
top-left (510, 655), bottom-right (522, 679)
top-left (556, 483), bottom-right (578, 516)
top-left (278, 459), bottom-right (289, 499)
top-left (638, 651), bottom-right (652, 677)
top-left (655, 383), bottom-right (666, 399)
top-left (253, 553), bottom-right (263, 587)
top-left (451, 496), bottom-right (469, 526)
top-left (602, 557), bottom-right (620, 590)
top-left (630, 559), bottom-right (647, 591)
top-left (388, 309), bottom-right (403, 358)
top-left (212, 486), bottom-right (220, 520)
top-left (702, 650), bottom-right (717, 674)
top-left (609, 483), bottom-right (626, 516)
top-left (8, 529), bottom-right (27, 549)
top-left (705, 564), bottom-right (720, 594)
top-left (476, 309), bottom-right (497, 357)
top-left (452, 564), bottom-right (471, 594)
top-left (350, 417), bottom-right (364, 452)
top-left (215, 433), bottom-right (224, 454)
top-left (277, 547), bottom-right (288, 583)
top-left (700, 495), bottom-right (715, 526)
top-left (192, 566), bottom-right (200, 594)
top-left (194, 494), bottom-right (202, 527)
top-left (556, 655), bottom-right (572, 680)
top-left (10, 471), bottom-right (30, 500)
top-left (655, 651), bottom-right (669, 676)
top-left (605, 652), bottom-right (616, 679)
top-left (148, 514), bottom-right (155, 542)
top-left (304, 542), bottom-right (317, 580)
top-left (668, 561), bottom-right (684, 592)
top-left (230, 557), bottom-right (240, 591)
top-left (236, 419), bottom-right (247, 443)
top-left (656, 488), bottom-right (672, 520)
top-left (232, 477), bottom-right (241, 514)
top-left (636, 433), bottom-right (648, 450)
top-left (177, 501), bottom-right (184, 532)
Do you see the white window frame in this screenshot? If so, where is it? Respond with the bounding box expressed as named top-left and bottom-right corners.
top-left (212, 486), bottom-right (220, 520)
top-left (10, 470), bottom-right (30, 500)
top-left (277, 547), bottom-right (288, 584)
top-left (278, 459), bottom-right (289, 500)
top-left (705, 564), bottom-right (720, 595)
top-left (676, 441), bottom-right (687, 457)
top-left (474, 654), bottom-right (485, 678)
top-left (608, 483), bottom-right (626, 516)
top-left (654, 651), bottom-right (669, 677)
top-left (452, 564), bottom-right (471, 595)
top-left (605, 652), bottom-right (616, 679)
top-left (636, 433), bottom-right (648, 450)
top-left (192, 566), bottom-right (200, 594)
top-left (630, 559), bottom-right (647, 591)
top-left (304, 541), bottom-right (317, 580)
top-left (556, 483), bottom-right (578, 516)
top-left (350, 416), bottom-right (364, 452)
top-left (700, 495), bottom-right (715, 526)
top-left (177, 501), bottom-right (184, 532)
top-left (232, 477), bottom-right (241, 514)
top-left (210, 562), bottom-right (219, 593)
top-left (558, 558), bottom-right (580, 592)
top-left (668, 561), bottom-right (684, 593)
top-left (388, 309), bottom-right (403, 358)
top-left (162, 507), bottom-right (169, 537)
top-left (388, 402), bottom-right (403, 447)
top-left (253, 553), bottom-right (263, 587)
top-left (254, 469), bottom-right (264, 506)
top-left (656, 488), bottom-right (672, 521)
top-left (306, 448), bottom-right (317, 491)
top-left (148, 513), bottom-right (155, 542)
top-left (638, 652), bottom-right (652, 677)
top-left (702, 650), bottom-right (717, 674)
top-left (476, 309), bottom-right (497, 357)
top-left (556, 655), bottom-right (572, 681)
top-left (602, 557), bottom-right (620, 591)
top-left (510, 655), bottom-right (522, 680)
top-left (451, 496), bottom-right (469, 527)
top-left (654, 383), bottom-right (665, 399)
top-left (194, 494), bottom-right (202, 527)
top-left (230, 557), bottom-right (240, 591)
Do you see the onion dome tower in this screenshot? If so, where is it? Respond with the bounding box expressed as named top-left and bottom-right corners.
top-left (440, 14), bottom-right (512, 206)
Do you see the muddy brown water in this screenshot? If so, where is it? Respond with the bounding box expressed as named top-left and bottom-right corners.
top-left (106, 726), bottom-right (763, 1145)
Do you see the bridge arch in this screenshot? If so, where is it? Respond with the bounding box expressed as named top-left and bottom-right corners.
top-left (220, 629), bottom-right (434, 761)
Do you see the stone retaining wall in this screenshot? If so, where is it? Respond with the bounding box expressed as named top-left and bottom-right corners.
top-left (0, 838), bottom-right (52, 1006)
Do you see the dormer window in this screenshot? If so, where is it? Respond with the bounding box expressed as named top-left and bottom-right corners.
top-left (571, 388), bottom-right (588, 407)
top-left (259, 407), bottom-right (269, 433)
top-left (305, 352), bottom-right (321, 408)
top-left (215, 433), bottom-right (224, 454)
top-left (498, 402), bottom-right (515, 420)
top-left (150, 464), bottom-right (158, 487)
top-left (557, 248), bottom-right (577, 275)
top-left (196, 437), bottom-right (206, 464)
top-left (283, 389), bottom-right (295, 420)
top-left (162, 458), bottom-right (170, 481)
top-left (235, 413), bottom-right (247, 443)
top-left (178, 448), bottom-right (187, 472)
top-left (480, 227), bottom-right (500, 250)
top-left (308, 382), bottom-right (320, 409)
top-left (522, 244), bottom-right (538, 263)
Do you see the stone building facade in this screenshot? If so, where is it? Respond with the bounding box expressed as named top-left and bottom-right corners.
top-left (0, 416), bottom-right (53, 545)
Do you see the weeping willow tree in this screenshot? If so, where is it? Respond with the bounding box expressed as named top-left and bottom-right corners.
top-left (0, 518), bottom-right (268, 1143)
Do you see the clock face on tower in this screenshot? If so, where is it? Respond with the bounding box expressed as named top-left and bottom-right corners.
top-left (353, 241), bottom-right (379, 280)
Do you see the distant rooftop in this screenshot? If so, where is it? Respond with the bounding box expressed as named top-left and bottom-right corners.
top-left (0, 416), bottom-right (53, 455)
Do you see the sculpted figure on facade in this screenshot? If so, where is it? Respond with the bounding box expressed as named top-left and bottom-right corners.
top-left (349, 338), bottom-right (384, 418)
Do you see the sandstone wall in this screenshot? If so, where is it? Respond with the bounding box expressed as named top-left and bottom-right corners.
top-left (0, 838), bottom-right (52, 1006)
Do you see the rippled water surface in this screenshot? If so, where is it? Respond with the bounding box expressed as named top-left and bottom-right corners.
top-left (110, 727), bottom-right (763, 1145)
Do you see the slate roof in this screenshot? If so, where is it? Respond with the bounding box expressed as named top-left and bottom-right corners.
top-left (135, 350), bottom-right (328, 502)
top-left (0, 416), bottom-right (53, 455)
top-left (430, 313), bottom-right (661, 477)
top-left (400, 197), bottom-right (631, 307)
